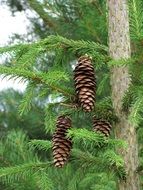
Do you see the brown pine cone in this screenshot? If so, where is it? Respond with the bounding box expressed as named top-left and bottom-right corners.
top-left (74, 55), bottom-right (96, 112)
top-left (52, 116), bottom-right (72, 167)
top-left (93, 118), bottom-right (112, 137)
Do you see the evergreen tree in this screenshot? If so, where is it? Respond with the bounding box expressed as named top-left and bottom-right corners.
top-left (1, 0), bottom-right (143, 189)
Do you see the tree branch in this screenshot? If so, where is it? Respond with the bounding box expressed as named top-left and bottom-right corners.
top-left (27, 0), bottom-right (57, 29)
top-left (0, 66), bottom-right (74, 98)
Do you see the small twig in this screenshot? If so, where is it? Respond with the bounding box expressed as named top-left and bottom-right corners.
top-left (31, 76), bottom-right (75, 98)
top-left (60, 102), bottom-right (78, 109)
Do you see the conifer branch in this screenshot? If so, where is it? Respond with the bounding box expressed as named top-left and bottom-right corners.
top-left (29, 140), bottom-right (52, 152)
top-left (71, 149), bottom-right (125, 179)
top-left (0, 66), bottom-right (74, 98)
top-left (18, 82), bottom-right (35, 116)
top-left (41, 35), bottom-right (108, 53)
top-left (72, 149), bottom-right (100, 164)
top-left (68, 128), bottom-right (106, 145)
top-left (0, 35), bottom-right (108, 72)
top-left (68, 128), bottom-right (126, 148)
top-left (129, 0), bottom-right (143, 40)
top-left (0, 35), bottom-right (107, 57)
top-left (0, 162), bottom-right (52, 183)
top-left (27, 0), bottom-right (57, 29)
top-left (34, 170), bottom-right (54, 190)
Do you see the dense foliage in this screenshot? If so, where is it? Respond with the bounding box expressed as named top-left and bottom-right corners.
top-left (1, 0), bottom-right (143, 189)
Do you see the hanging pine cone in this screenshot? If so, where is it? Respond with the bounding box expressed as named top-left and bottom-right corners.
top-left (74, 55), bottom-right (96, 112)
top-left (93, 118), bottom-right (112, 137)
top-left (52, 116), bottom-right (72, 167)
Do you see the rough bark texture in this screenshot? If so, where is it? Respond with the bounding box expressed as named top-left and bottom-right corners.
top-left (108, 0), bottom-right (140, 189)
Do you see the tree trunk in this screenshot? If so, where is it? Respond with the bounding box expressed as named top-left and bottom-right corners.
top-left (107, 0), bottom-right (140, 189)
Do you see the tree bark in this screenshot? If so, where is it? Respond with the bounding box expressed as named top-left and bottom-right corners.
top-left (107, 0), bottom-right (140, 189)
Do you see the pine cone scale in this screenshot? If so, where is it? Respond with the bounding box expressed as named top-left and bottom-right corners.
top-left (93, 118), bottom-right (112, 137)
top-left (74, 75), bottom-right (95, 81)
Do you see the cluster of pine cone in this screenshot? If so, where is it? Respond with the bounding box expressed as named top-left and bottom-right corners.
top-left (52, 55), bottom-right (112, 167)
